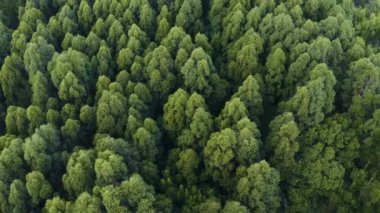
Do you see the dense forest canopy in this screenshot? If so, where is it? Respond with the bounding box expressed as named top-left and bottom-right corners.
top-left (0, 0), bottom-right (380, 212)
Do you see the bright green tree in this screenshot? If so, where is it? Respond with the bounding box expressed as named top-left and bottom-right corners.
top-left (25, 171), bottom-right (52, 205)
top-left (181, 48), bottom-right (215, 96)
top-left (62, 149), bottom-right (95, 198)
top-left (236, 161), bottom-right (280, 212)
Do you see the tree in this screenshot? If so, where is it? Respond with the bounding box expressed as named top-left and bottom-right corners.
top-left (245, 7), bottom-right (261, 31)
top-left (25, 171), bottom-right (52, 205)
top-left (232, 75), bottom-right (263, 123)
top-left (185, 92), bottom-right (207, 124)
top-left (96, 90), bottom-right (128, 137)
top-left (288, 142), bottom-right (345, 211)
top-left (23, 36), bottom-right (55, 80)
top-left (101, 174), bottom-right (156, 212)
top-left (0, 20), bottom-right (11, 65)
top-left (96, 43), bottom-right (115, 79)
top-left (270, 13), bottom-right (295, 46)
top-left (110, 0), bottom-right (124, 18)
top-left (31, 71), bottom-right (50, 109)
top-left (23, 124), bottom-right (60, 175)
top-left (61, 33), bottom-right (74, 51)
top-left (226, 29), bottom-right (263, 83)
top-left (164, 89), bottom-right (189, 138)
top-left (235, 118), bottom-right (261, 164)
top-left (221, 3), bottom-right (245, 46)
top-left (236, 161), bottom-right (280, 212)
top-left (319, 16), bottom-right (339, 39)
top-left (198, 198), bottom-right (222, 213)
top-left (0, 138), bottom-right (25, 184)
top-left (222, 201), bottom-right (249, 213)
top-left (94, 135), bottom-right (133, 166)
top-left (73, 192), bottom-right (102, 213)
top-left (281, 64), bottom-right (336, 128)
top-left (9, 179), bottom-right (28, 212)
top-left (204, 128), bottom-right (238, 188)
top-left (0, 180), bottom-right (10, 212)
top-left (60, 103), bottom-right (77, 122)
top-left (161, 26), bottom-right (193, 57)
top-left (266, 112), bottom-right (300, 175)
top-left (195, 33), bottom-right (212, 56)
top-left (145, 45), bottom-right (176, 101)
top-left (188, 107), bottom-right (214, 148)
top-left (0, 55), bottom-right (31, 106)
top-left (155, 13), bottom-right (171, 42)
top-left (26, 105), bottom-right (45, 135)
top-left (176, 0), bottom-right (203, 34)
top-left (116, 25), bottom-right (148, 75)
top-left (58, 71), bottom-right (86, 104)
top-left (5, 106), bottom-right (28, 136)
top-left (84, 32), bottom-right (101, 56)
top-left (132, 119), bottom-right (160, 164)
top-left (265, 48), bottom-right (286, 102)
top-left (304, 0), bottom-right (319, 20)
top-left (307, 36), bottom-right (332, 63)
top-left (139, 3), bottom-right (156, 37)
top-left (43, 196), bottom-right (68, 213)
top-left (60, 119), bottom-right (81, 148)
top-left (56, 5), bottom-right (78, 35)
top-left (95, 75), bottom-right (111, 101)
top-left (80, 105), bottom-right (96, 125)
top-left (93, 0), bottom-right (111, 19)
top-left (49, 49), bottom-right (92, 93)
top-left (343, 58), bottom-right (380, 121)
top-left (95, 150), bottom-right (128, 186)
top-left (181, 48), bottom-right (215, 96)
top-left (176, 148), bottom-right (200, 184)
top-left (209, 0), bottom-right (228, 34)
top-left (218, 98), bottom-right (248, 129)
top-left (62, 149), bottom-right (95, 198)
top-left (107, 19), bottom-right (124, 50)
top-left (284, 52), bottom-right (311, 98)
top-left (77, 0), bottom-right (94, 33)
top-left (361, 110), bottom-right (380, 175)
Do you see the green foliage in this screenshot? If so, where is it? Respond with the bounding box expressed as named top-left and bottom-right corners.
top-left (164, 89), bottom-right (189, 138)
top-left (62, 149), bottom-right (95, 198)
top-left (236, 161), bottom-right (280, 212)
top-left (101, 174), bottom-right (156, 212)
top-left (181, 47), bottom-right (215, 96)
top-left (95, 150), bottom-right (128, 186)
top-left (96, 90), bottom-right (128, 137)
top-left (145, 45), bottom-right (176, 100)
top-left (25, 171), bottom-right (52, 204)
top-left (265, 48), bottom-right (286, 102)
top-left (281, 63), bottom-right (337, 129)
top-left (0, 1), bottom-right (379, 212)
top-left (0, 55), bottom-right (31, 106)
top-left (24, 37), bottom-right (55, 80)
top-left (9, 179), bottom-right (28, 212)
top-left (232, 75), bottom-right (263, 123)
top-left (5, 106), bottom-right (28, 136)
top-left (0, 138), bottom-right (25, 184)
top-left (176, 0), bottom-right (203, 34)
top-left (23, 124), bottom-right (60, 175)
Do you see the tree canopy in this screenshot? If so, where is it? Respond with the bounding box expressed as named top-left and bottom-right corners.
top-left (0, 0), bottom-right (379, 212)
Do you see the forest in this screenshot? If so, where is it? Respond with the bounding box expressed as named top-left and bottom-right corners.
top-left (0, 0), bottom-right (379, 212)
